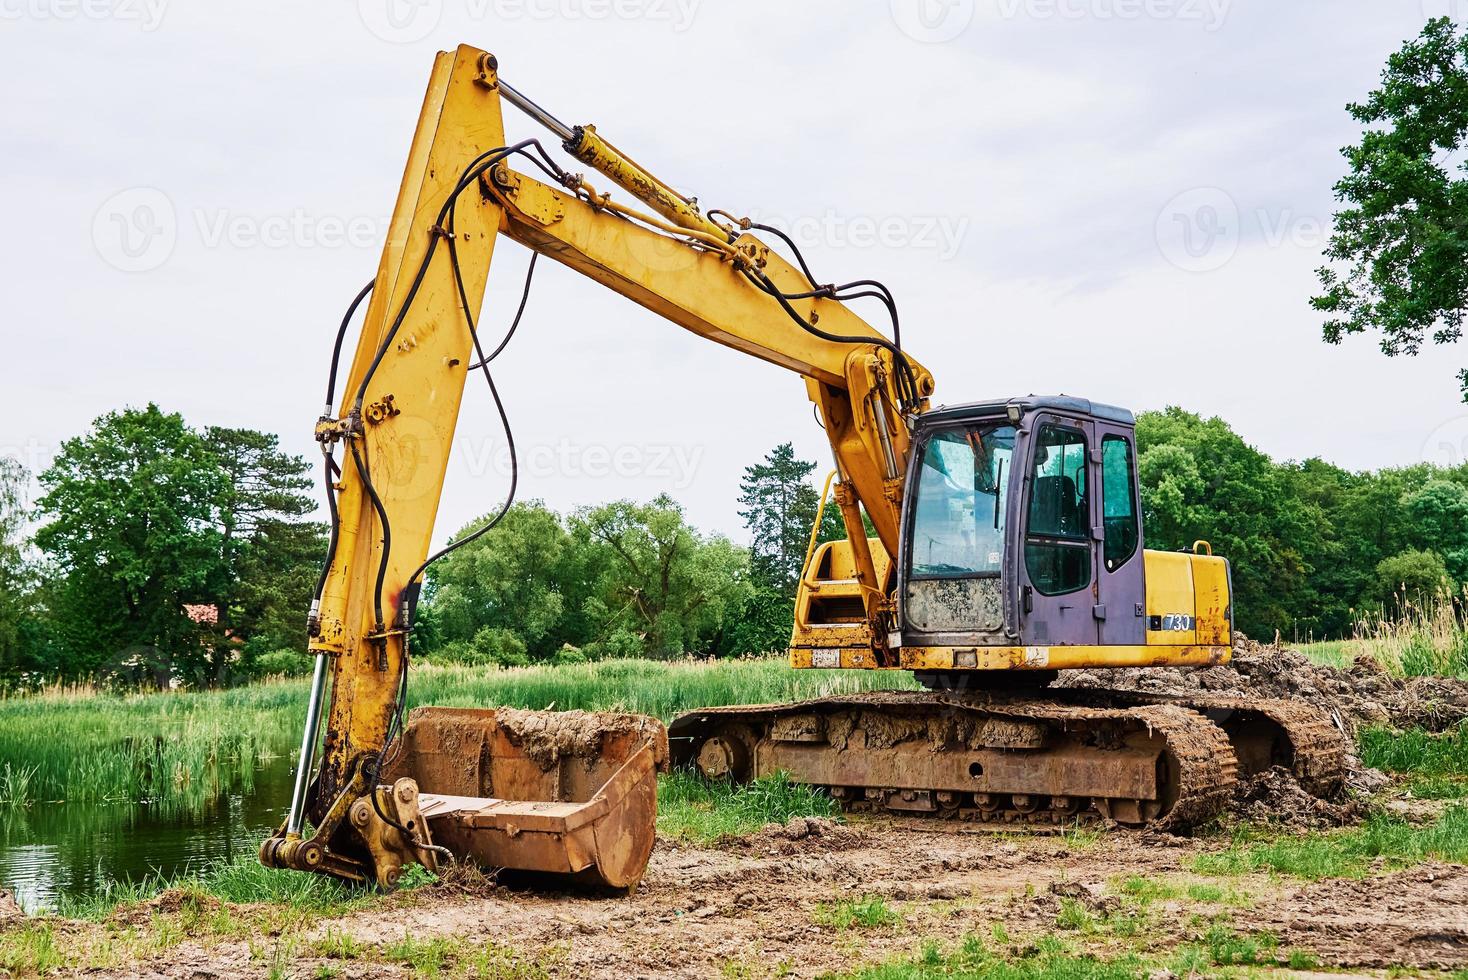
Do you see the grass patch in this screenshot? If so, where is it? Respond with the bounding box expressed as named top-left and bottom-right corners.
top-left (1055, 898), bottom-right (1092, 931)
top-left (52, 854), bottom-right (368, 920)
top-left (0, 923), bottom-right (65, 977)
top-left (1201, 924), bottom-right (1278, 966)
top-left (815, 896), bottom-right (900, 930)
top-left (831, 934), bottom-right (1144, 979)
top-left (0, 679), bottom-right (300, 814)
top-left (1183, 882), bottom-right (1225, 903)
top-left (657, 769), bottom-right (838, 842)
top-left (1195, 805), bottom-right (1468, 879)
top-left (0, 658), bottom-right (911, 815)
top-left (1407, 776), bottom-right (1468, 799)
top-left (1115, 876), bottom-right (1178, 903)
top-left (1360, 721), bottom-right (1468, 777)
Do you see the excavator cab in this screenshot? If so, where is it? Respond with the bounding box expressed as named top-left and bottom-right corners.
top-left (791, 396), bottom-right (1233, 677)
top-left (674, 400), bottom-right (1310, 830)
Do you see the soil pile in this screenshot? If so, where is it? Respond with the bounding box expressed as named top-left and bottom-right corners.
top-left (1057, 634), bottom-right (1468, 816)
top-left (1057, 634), bottom-right (1468, 735)
top-left (1233, 765), bottom-right (1364, 828)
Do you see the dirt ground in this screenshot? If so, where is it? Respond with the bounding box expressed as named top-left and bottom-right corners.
top-left (26, 817), bottom-right (1463, 979)
top-left (19, 644), bottom-right (1468, 978)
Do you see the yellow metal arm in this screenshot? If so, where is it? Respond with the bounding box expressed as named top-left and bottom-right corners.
top-left (307, 44), bottom-right (931, 813)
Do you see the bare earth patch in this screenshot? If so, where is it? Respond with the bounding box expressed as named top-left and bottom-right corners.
top-left (16, 821), bottom-right (1466, 979)
top-left (1234, 862), bottom-right (1468, 970)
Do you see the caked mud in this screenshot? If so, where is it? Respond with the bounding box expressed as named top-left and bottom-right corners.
top-left (28, 821), bottom-right (1466, 978)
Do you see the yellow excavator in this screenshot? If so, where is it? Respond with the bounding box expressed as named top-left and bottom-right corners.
top-left (260, 44), bottom-right (1344, 892)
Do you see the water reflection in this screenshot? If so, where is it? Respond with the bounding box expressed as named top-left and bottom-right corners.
top-left (0, 755), bottom-right (295, 912)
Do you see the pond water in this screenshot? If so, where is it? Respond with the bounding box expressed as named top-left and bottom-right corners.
top-left (0, 754), bottom-right (297, 912)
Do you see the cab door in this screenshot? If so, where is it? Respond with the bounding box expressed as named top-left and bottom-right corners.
top-left (1093, 421), bottom-right (1146, 645)
top-left (1018, 416), bottom-right (1100, 646)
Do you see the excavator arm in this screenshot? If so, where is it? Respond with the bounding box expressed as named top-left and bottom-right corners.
top-left (262, 44), bottom-right (930, 891)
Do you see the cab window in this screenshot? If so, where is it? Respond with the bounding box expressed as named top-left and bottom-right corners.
top-left (1024, 424), bottom-right (1091, 595)
top-left (1101, 435), bottom-right (1139, 570)
top-left (909, 424), bottom-right (1015, 578)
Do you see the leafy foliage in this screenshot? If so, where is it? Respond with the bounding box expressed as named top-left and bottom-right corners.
top-left (36, 405), bottom-right (230, 684)
top-left (1136, 408), bottom-right (1314, 636)
top-left (1137, 407), bottom-right (1468, 639)
top-left (571, 494), bottom-right (750, 658)
top-left (425, 496), bottom-right (752, 662)
top-left (207, 427), bottom-right (321, 663)
top-left (427, 502), bottom-right (584, 662)
top-left (0, 459), bottom-right (44, 677)
top-left (27, 406), bottom-right (323, 685)
top-left (1313, 17), bottom-right (1468, 399)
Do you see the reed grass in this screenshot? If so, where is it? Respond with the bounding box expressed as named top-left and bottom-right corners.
top-left (0, 657), bottom-right (911, 813)
top-left (1303, 591), bottom-right (1468, 678)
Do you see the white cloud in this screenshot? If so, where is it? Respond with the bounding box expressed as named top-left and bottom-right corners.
top-left (0, 0), bottom-right (1459, 548)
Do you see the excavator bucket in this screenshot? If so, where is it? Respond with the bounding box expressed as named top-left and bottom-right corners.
top-left (382, 706), bottom-right (667, 891)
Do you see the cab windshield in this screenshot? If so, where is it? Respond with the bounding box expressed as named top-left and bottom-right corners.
top-left (908, 423), bottom-right (1015, 578)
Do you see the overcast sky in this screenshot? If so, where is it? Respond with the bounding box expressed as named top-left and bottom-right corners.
top-left (3, 0), bottom-right (1465, 545)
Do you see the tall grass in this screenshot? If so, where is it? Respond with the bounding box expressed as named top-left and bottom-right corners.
top-left (0, 657), bottom-right (911, 813)
top-left (1297, 590), bottom-right (1468, 678)
top-left (1335, 592), bottom-right (1468, 678)
top-left (657, 769), bottom-right (838, 842)
top-left (404, 656), bottom-right (915, 718)
top-left (0, 677), bottom-right (300, 812)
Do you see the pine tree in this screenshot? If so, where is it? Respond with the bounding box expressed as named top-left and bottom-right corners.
top-left (737, 443), bottom-right (821, 597)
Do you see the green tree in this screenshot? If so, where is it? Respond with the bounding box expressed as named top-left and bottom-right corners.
top-left (1402, 478), bottom-right (1468, 584)
top-left (1135, 408), bottom-right (1318, 638)
top-left (205, 427), bottom-right (321, 670)
top-left (572, 494), bottom-right (750, 658)
top-left (737, 443), bottom-right (821, 596)
top-left (1376, 548), bottom-right (1451, 609)
top-left (721, 586), bottom-right (796, 657)
top-left (0, 458), bottom-right (40, 677)
top-left (1312, 17), bottom-right (1468, 399)
top-left (231, 519), bottom-right (328, 664)
top-left (36, 405), bottom-right (229, 684)
top-left (426, 502), bottom-right (583, 661)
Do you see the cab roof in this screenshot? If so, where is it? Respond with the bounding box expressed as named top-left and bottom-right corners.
top-left (918, 395), bottom-right (1135, 427)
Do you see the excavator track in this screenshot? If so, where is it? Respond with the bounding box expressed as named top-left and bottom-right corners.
top-left (1054, 689), bottom-right (1347, 797)
top-left (669, 692), bottom-right (1239, 832)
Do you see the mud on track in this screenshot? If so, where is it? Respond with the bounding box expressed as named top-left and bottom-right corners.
top-left (44, 820), bottom-right (1468, 979)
